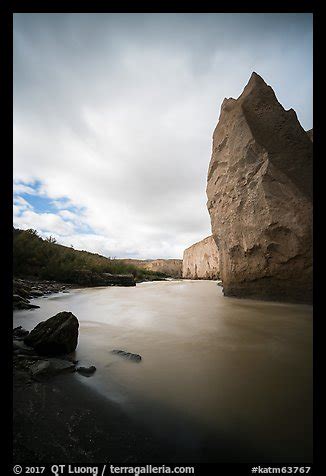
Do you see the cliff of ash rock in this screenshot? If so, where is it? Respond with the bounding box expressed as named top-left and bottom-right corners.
top-left (206, 72), bottom-right (313, 303)
top-left (143, 259), bottom-right (183, 277)
top-left (182, 236), bottom-right (219, 279)
top-left (122, 259), bottom-right (183, 278)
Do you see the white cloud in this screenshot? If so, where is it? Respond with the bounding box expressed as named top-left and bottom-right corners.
top-left (13, 181), bottom-right (37, 195)
top-left (13, 13), bottom-right (313, 259)
top-left (14, 209), bottom-right (76, 236)
top-left (13, 195), bottom-right (32, 210)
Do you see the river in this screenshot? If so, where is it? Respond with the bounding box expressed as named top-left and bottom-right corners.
top-left (13, 280), bottom-right (313, 462)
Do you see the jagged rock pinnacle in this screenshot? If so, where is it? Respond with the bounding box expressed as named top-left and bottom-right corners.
top-left (206, 73), bottom-right (313, 303)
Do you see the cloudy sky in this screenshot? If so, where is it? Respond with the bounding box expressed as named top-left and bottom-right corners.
top-left (13, 13), bottom-right (313, 259)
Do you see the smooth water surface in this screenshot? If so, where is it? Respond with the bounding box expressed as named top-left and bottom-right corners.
top-left (13, 280), bottom-right (313, 462)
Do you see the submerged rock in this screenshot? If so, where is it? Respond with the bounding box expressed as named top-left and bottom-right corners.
top-left (206, 72), bottom-right (313, 303)
top-left (76, 364), bottom-right (97, 376)
top-left (24, 311), bottom-right (79, 355)
top-left (111, 349), bottom-right (142, 362)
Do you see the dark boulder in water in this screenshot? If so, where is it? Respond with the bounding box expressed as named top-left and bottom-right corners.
top-left (76, 364), bottom-right (97, 376)
top-left (24, 311), bottom-right (79, 356)
top-left (111, 349), bottom-right (142, 362)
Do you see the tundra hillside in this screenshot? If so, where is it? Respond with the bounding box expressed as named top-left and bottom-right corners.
top-left (13, 228), bottom-right (168, 285)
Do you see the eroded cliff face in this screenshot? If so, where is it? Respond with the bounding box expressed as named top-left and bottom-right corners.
top-left (143, 259), bottom-right (183, 277)
top-left (206, 72), bottom-right (313, 303)
top-left (121, 259), bottom-right (182, 278)
top-left (183, 236), bottom-right (219, 279)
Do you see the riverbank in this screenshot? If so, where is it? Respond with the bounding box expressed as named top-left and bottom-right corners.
top-left (13, 368), bottom-right (172, 464)
top-left (13, 364), bottom-right (270, 464)
top-left (13, 278), bottom-right (74, 310)
top-left (13, 274), bottom-right (172, 310)
top-left (13, 316), bottom-right (175, 464)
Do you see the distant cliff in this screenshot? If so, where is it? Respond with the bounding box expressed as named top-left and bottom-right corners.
top-left (120, 259), bottom-right (182, 278)
top-left (206, 72), bottom-right (312, 303)
top-left (13, 228), bottom-right (162, 284)
top-left (13, 228), bottom-right (137, 285)
top-left (183, 236), bottom-right (219, 279)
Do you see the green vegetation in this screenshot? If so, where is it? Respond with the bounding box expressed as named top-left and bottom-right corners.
top-left (13, 228), bottom-right (167, 283)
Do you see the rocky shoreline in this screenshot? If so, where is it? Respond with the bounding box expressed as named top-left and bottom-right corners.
top-left (13, 273), bottom-right (138, 311)
top-left (13, 311), bottom-right (97, 380)
top-left (13, 368), bottom-right (174, 464)
top-left (12, 311), bottom-right (187, 464)
top-left (13, 337), bottom-right (257, 464)
top-left (13, 278), bottom-right (73, 310)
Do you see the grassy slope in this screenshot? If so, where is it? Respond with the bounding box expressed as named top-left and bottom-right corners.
top-left (13, 228), bottom-right (167, 283)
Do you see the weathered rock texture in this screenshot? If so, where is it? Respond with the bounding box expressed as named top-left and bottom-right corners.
top-left (143, 259), bottom-right (182, 277)
top-left (121, 259), bottom-right (183, 278)
top-left (182, 236), bottom-right (219, 279)
top-left (24, 311), bottom-right (79, 355)
top-left (206, 72), bottom-right (313, 303)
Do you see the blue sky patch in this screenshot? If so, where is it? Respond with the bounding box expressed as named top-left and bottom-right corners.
top-left (14, 180), bottom-right (84, 214)
top-left (13, 180), bottom-right (95, 235)
top-left (20, 193), bottom-right (58, 214)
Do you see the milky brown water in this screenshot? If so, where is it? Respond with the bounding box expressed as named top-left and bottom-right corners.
top-left (13, 280), bottom-right (313, 462)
